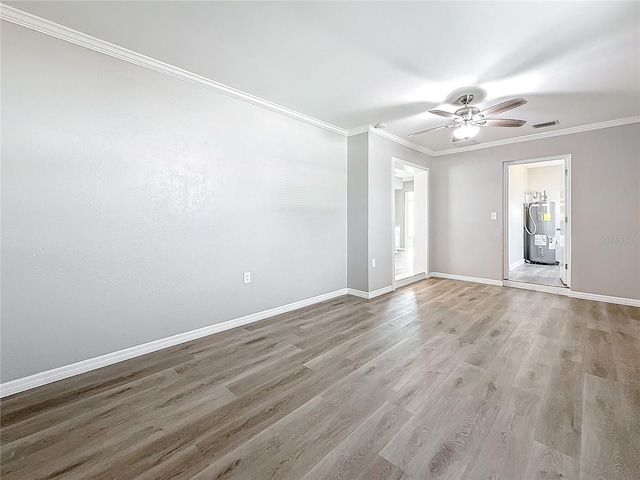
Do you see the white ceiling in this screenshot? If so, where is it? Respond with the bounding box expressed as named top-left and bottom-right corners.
top-left (7, 1), bottom-right (640, 152)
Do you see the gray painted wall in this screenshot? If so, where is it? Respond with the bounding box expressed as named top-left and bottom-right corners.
top-left (1, 24), bottom-right (347, 382)
top-left (348, 133), bottom-right (431, 293)
top-left (347, 133), bottom-right (369, 291)
top-left (368, 134), bottom-right (431, 292)
top-left (2, 22), bottom-right (637, 386)
top-left (431, 124), bottom-right (640, 299)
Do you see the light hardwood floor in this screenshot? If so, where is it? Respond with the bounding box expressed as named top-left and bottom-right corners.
top-left (1, 279), bottom-right (639, 479)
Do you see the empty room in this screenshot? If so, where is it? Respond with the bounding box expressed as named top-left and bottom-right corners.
top-left (1, 2), bottom-right (639, 479)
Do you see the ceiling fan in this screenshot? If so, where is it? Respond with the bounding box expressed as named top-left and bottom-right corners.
top-left (408, 94), bottom-right (527, 142)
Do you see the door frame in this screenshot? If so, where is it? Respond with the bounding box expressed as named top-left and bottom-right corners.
top-left (502, 154), bottom-right (571, 289)
top-left (391, 157), bottom-right (429, 290)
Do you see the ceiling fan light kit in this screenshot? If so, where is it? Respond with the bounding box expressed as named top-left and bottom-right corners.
top-left (453, 122), bottom-right (480, 140)
top-left (409, 93), bottom-right (528, 143)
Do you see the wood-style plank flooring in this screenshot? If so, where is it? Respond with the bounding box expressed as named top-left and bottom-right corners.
top-left (1, 279), bottom-right (639, 479)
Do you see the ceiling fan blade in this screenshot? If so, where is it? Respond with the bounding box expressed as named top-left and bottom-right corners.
top-left (428, 109), bottom-right (458, 119)
top-left (480, 118), bottom-right (526, 127)
top-left (478, 98), bottom-right (527, 118)
top-left (408, 124), bottom-right (454, 136)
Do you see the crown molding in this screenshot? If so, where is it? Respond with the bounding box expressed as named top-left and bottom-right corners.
top-left (0, 4), bottom-right (348, 136)
top-left (347, 125), bottom-right (435, 156)
top-left (431, 116), bottom-right (640, 156)
top-left (370, 126), bottom-right (436, 156)
top-left (348, 115), bottom-right (639, 159)
top-left (3, 5), bottom-right (637, 152)
top-left (347, 125), bottom-right (370, 136)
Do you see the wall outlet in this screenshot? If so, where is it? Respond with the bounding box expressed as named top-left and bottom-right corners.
top-left (243, 272), bottom-right (251, 284)
top-left (491, 212), bottom-right (497, 220)
top-left (371, 259), bottom-right (376, 268)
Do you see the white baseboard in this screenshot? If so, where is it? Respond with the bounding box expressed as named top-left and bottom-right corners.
top-left (569, 291), bottom-right (640, 307)
top-left (369, 285), bottom-right (394, 298)
top-left (430, 272), bottom-right (503, 287)
top-left (503, 281), bottom-right (639, 306)
top-left (346, 285), bottom-right (394, 300)
top-left (346, 288), bottom-right (369, 299)
top-left (509, 259), bottom-right (525, 271)
top-left (4, 283), bottom-right (635, 398)
top-left (503, 280), bottom-right (570, 296)
top-left (0, 288), bottom-right (348, 398)
top-left (393, 272), bottom-right (427, 289)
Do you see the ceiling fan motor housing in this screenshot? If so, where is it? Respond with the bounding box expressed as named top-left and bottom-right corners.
top-left (454, 106), bottom-right (480, 121)
top-left (456, 94), bottom-right (475, 105)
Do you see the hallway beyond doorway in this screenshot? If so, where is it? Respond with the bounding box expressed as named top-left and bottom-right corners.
top-left (394, 247), bottom-right (414, 280)
top-left (393, 158), bottom-right (428, 286)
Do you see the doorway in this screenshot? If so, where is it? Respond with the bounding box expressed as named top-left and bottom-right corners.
top-left (503, 155), bottom-right (571, 290)
top-left (393, 159), bottom-right (428, 287)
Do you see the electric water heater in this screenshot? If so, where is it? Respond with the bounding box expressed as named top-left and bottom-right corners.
top-left (524, 202), bottom-right (557, 265)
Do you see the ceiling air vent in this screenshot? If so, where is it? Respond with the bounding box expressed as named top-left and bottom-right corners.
top-left (533, 120), bottom-right (559, 129)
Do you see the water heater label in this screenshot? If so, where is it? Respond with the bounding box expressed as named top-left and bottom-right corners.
top-left (543, 212), bottom-right (551, 221)
top-left (534, 235), bottom-right (547, 246)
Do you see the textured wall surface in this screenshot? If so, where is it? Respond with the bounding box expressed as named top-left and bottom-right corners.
top-left (1, 24), bottom-right (347, 382)
top-left (2, 19), bottom-right (638, 386)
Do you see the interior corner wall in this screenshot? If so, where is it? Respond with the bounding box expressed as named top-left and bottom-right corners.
top-left (367, 134), bottom-right (431, 292)
top-left (431, 123), bottom-right (640, 300)
top-left (347, 133), bottom-right (369, 291)
top-left (1, 23), bottom-right (347, 383)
